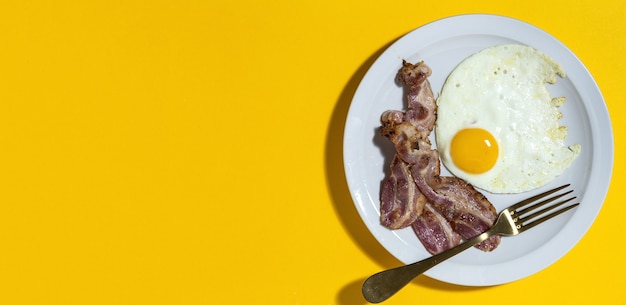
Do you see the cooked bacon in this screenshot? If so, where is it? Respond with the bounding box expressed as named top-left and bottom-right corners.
top-left (380, 156), bottom-right (426, 229)
top-left (414, 175), bottom-right (501, 251)
top-left (380, 121), bottom-right (422, 165)
top-left (411, 203), bottom-right (462, 255)
top-left (397, 60), bottom-right (437, 137)
top-left (380, 60), bottom-right (501, 253)
top-left (381, 61), bottom-right (437, 165)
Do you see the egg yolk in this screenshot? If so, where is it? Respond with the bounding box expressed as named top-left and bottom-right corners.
top-left (450, 128), bottom-right (499, 174)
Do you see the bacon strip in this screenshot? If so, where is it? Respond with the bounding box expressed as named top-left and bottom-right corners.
top-left (380, 60), bottom-right (500, 253)
top-left (397, 60), bottom-right (437, 137)
top-left (415, 175), bottom-right (501, 251)
top-left (411, 204), bottom-right (462, 254)
top-left (380, 156), bottom-right (426, 229)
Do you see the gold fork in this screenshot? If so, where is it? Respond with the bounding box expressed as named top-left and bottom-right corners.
top-left (362, 184), bottom-right (579, 303)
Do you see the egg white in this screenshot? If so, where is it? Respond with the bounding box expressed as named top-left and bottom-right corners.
top-left (435, 44), bottom-right (581, 194)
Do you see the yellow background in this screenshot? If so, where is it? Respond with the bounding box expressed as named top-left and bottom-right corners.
top-left (0, 1), bottom-right (622, 304)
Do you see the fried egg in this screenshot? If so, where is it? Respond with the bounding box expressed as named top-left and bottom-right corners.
top-left (435, 44), bottom-right (581, 194)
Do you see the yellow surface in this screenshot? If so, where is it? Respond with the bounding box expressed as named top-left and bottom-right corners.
top-left (0, 1), bottom-right (623, 304)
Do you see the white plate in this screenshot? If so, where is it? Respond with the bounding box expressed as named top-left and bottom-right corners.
top-left (343, 14), bottom-right (613, 286)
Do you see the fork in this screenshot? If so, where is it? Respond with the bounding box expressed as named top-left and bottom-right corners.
top-left (362, 184), bottom-right (579, 303)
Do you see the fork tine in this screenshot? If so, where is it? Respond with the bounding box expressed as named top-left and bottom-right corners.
top-left (515, 190), bottom-right (574, 216)
top-left (518, 196), bottom-right (576, 223)
top-left (518, 202), bottom-right (579, 233)
top-left (507, 184), bottom-right (570, 211)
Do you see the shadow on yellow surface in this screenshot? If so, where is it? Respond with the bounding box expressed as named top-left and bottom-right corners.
top-left (326, 33), bottom-right (493, 304)
top-left (335, 275), bottom-right (490, 305)
top-left (325, 37), bottom-right (397, 268)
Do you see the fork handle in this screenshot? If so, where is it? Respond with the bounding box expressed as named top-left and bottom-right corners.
top-left (362, 230), bottom-right (494, 303)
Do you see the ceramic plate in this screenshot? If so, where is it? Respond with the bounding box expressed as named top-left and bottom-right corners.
top-left (343, 14), bottom-right (613, 286)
